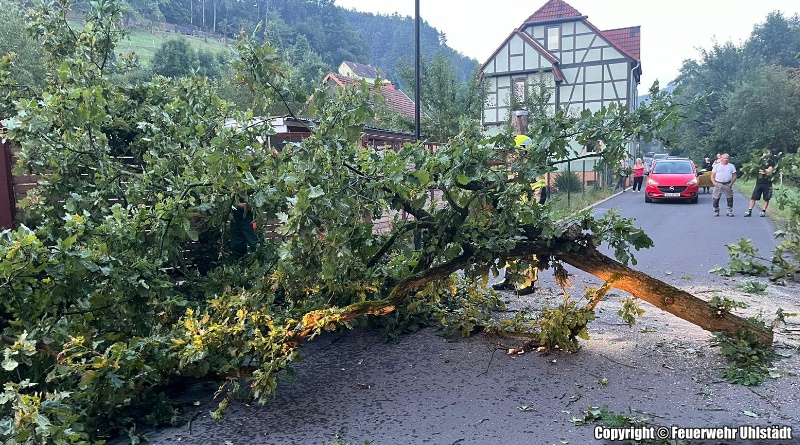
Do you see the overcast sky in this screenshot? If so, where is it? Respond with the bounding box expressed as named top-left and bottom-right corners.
top-left (332, 0), bottom-right (800, 90)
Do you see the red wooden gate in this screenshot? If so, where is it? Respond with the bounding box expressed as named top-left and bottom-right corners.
top-left (0, 138), bottom-right (16, 229)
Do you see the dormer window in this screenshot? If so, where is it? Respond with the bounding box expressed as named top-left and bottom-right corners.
top-left (547, 26), bottom-right (560, 51)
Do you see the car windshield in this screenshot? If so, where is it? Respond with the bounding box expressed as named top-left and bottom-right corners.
top-left (653, 162), bottom-right (693, 174)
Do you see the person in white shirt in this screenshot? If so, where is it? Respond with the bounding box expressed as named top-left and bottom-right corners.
top-left (711, 153), bottom-right (737, 217)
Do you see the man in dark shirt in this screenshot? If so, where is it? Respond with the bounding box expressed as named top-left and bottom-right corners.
top-left (230, 197), bottom-right (259, 258)
top-left (744, 154), bottom-right (776, 217)
top-left (701, 155), bottom-right (713, 171)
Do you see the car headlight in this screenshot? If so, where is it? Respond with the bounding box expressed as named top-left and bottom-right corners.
top-left (687, 179), bottom-right (698, 185)
top-left (647, 178), bottom-right (658, 186)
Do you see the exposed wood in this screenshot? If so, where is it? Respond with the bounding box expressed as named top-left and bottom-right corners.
top-left (555, 244), bottom-right (773, 347)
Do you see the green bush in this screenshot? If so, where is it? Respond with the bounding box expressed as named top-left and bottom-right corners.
top-left (553, 171), bottom-right (583, 192)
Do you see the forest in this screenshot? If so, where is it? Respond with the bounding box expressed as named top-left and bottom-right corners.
top-left (1, 0), bottom-right (800, 443)
top-left (75, 0), bottom-right (477, 86)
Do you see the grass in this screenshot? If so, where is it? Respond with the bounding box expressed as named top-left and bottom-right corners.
top-left (550, 186), bottom-right (616, 219)
top-left (68, 19), bottom-right (233, 65)
top-left (116, 28), bottom-right (233, 64)
top-left (734, 179), bottom-right (793, 228)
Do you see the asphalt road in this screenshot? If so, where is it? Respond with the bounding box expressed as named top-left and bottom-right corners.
top-left (590, 186), bottom-right (779, 288)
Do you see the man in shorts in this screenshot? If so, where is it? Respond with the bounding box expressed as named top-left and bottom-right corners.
top-left (744, 153), bottom-right (776, 217)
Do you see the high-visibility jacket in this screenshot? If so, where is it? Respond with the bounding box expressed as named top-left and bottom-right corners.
top-left (531, 177), bottom-right (547, 205)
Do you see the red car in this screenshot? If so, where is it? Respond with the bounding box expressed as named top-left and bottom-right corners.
top-left (644, 157), bottom-right (699, 203)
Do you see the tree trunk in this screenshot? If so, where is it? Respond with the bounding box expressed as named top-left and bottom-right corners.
top-left (295, 222), bottom-right (774, 348)
top-left (555, 245), bottom-right (773, 347)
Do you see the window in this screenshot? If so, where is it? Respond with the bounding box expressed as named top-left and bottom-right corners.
top-left (514, 78), bottom-right (526, 102)
top-left (547, 27), bottom-right (560, 51)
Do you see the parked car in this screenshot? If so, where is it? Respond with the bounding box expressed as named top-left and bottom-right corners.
top-left (644, 157), bottom-right (699, 203)
top-left (648, 153), bottom-right (668, 172)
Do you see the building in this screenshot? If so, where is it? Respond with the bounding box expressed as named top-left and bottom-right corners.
top-left (337, 61), bottom-right (385, 83)
top-left (481, 0), bottom-right (640, 130)
top-left (322, 72), bottom-right (417, 122)
top-left (480, 0), bottom-right (641, 186)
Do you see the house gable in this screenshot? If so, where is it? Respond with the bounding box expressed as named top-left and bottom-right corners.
top-left (338, 61), bottom-right (384, 81)
top-left (481, 0), bottom-right (641, 129)
top-left (481, 30), bottom-right (562, 78)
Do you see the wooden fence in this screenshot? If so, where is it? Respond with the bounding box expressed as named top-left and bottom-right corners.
top-left (1, 140), bottom-right (38, 230)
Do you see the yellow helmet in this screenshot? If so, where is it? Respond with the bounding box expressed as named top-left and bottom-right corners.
top-left (514, 135), bottom-right (532, 147)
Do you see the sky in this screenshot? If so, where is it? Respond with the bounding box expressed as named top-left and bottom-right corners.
top-left (332, 0), bottom-right (800, 90)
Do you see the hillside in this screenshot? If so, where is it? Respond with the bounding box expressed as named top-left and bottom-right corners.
top-left (115, 29), bottom-right (232, 65)
top-left (72, 0), bottom-right (478, 84)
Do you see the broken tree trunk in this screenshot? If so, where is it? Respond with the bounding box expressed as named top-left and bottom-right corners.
top-left (295, 220), bottom-right (774, 348)
top-left (555, 244), bottom-right (774, 347)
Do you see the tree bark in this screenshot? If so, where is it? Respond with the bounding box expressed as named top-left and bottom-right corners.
top-left (555, 244), bottom-right (773, 347)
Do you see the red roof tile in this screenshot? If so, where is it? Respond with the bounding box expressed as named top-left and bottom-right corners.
top-left (323, 73), bottom-right (418, 121)
top-left (523, 0), bottom-right (584, 23)
top-left (601, 27), bottom-right (641, 61)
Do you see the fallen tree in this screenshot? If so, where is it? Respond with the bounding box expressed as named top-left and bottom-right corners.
top-left (289, 214), bottom-right (773, 351)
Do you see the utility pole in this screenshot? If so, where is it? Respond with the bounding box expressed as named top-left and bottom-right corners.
top-left (414, 0), bottom-right (421, 142)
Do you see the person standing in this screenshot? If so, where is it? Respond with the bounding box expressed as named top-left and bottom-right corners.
top-left (229, 196), bottom-right (259, 259)
top-left (616, 155), bottom-right (630, 192)
top-left (712, 153), bottom-right (722, 168)
top-left (632, 158), bottom-right (646, 192)
top-left (744, 153), bottom-right (776, 217)
top-left (711, 153), bottom-right (737, 217)
top-left (701, 155), bottom-right (713, 171)
top-left (492, 176), bottom-right (546, 295)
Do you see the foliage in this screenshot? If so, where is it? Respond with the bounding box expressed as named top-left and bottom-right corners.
top-left (707, 67), bottom-right (800, 159)
top-left (376, 276), bottom-right (505, 340)
top-left (708, 295), bottom-right (748, 316)
top-left (618, 297), bottom-right (645, 326)
top-left (671, 12), bottom-right (800, 163)
top-left (736, 280), bottom-right (768, 295)
top-left (709, 238), bottom-right (770, 277)
top-left (553, 171), bottom-right (583, 193)
top-left (713, 330), bottom-right (777, 386)
top-left (0, 0), bottom-right (47, 116)
top-left (151, 36), bottom-right (229, 78)
top-left (398, 53), bottom-right (487, 142)
top-left (0, 0), bottom-right (681, 441)
top-left (536, 297), bottom-right (595, 352)
top-left (285, 35), bottom-right (330, 93)
top-left (344, 9), bottom-right (478, 87)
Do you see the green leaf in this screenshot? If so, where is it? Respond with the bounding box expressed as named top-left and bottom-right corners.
top-left (35, 413), bottom-right (52, 428)
top-left (2, 357), bottom-right (18, 371)
top-left (308, 185), bottom-right (325, 199)
top-left (456, 174), bottom-right (469, 185)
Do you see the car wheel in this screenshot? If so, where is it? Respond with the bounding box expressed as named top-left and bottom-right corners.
top-left (645, 197), bottom-right (652, 203)
top-left (690, 197), bottom-right (698, 204)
